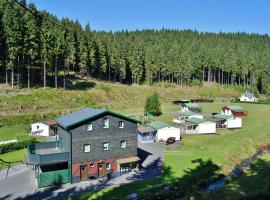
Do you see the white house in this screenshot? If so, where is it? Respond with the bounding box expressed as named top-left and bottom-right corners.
top-left (172, 111), bottom-right (203, 124)
top-left (150, 121), bottom-right (180, 141)
top-left (30, 120), bottom-right (57, 137)
top-left (212, 114), bottom-right (242, 129)
top-left (239, 91), bottom-right (258, 102)
top-left (181, 103), bottom-right (202, 113)
top-left (180, 117), bottom-right (216, 134)
top-left (222, 105), bottom-right (247, 117)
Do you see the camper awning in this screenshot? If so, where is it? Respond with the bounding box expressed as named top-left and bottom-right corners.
top-left (117, 156), bottom-right (140, 164)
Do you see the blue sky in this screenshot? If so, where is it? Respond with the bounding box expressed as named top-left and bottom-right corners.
top-left (28, 0), bottom-right (269, 34)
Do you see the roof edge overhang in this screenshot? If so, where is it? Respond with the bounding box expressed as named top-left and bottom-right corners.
top-left (59, 110), bottom-right (140, 131)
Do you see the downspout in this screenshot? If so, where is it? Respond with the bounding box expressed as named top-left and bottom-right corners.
top-left (69, 130), bottom-right (72, 184)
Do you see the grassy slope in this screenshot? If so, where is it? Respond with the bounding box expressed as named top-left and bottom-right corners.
top-left (70, 103), bottom-right (270, 200)
top-left (204, 152), bottom-right (270, 200)
top-left (5, 81), bottom-right (270, 199)
top-left (164, 103), bottom-right (270, 177)
top-left (0, 81), bottom-right (240, 141)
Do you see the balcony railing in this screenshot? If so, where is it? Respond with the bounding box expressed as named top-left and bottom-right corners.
top-left (28, 142), bottom-right (69, 165)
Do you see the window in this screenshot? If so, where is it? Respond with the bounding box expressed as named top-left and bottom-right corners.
top-left (90, 163), bottom-right (95, 168)
top-left (103, 142), bottom-right (109, 150)
top-left (103, 118), bottom-right (109, 128)
top-left (84, 144), bottom-right (91, 153)
top-left (86, 123), bottom-right (93, 131)
top-left (119, 121), bottom-right (124, 128)
top-left (120, 140), bottom-right (127, 149)
top-left (37, 125), bottom-right (39, 129)
top-left (106, 163), bottom-right (111, 171)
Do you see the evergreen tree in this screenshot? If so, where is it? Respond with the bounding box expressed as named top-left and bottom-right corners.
top-left (144, 91), bottom-right (162, 116)
top-left (40, 13), bottom-right (54, 89)
top-left (23, 3), bottom-right (39, 89)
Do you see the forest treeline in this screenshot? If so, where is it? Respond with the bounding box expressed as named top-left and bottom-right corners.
top-left (0, 0), bottom-right (270, 94)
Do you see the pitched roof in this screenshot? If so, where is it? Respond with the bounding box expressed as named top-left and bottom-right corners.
top-left (174, 111), bottom-right (195, 117)
top-left (56, 107), bottom-right (138, 130)
top-left (149, 121), bottom-right (169, 130)
top-left (213, 114), bottom-right (233, 120)
top-left (182, 103), bottom-right (201, 108)
top-left (45, 120), bottom-right (57, 126)
top-left (240, 91), bottom-right (257, 99)
top-left (186, 117), bottom-right (207, 124)
top-left (224, 105), bottom-right (244, 111)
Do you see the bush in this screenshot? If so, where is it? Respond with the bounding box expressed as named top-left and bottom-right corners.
top-left (190, 79), bottom-right (203, 87)
top-left (0, 137), bottom-right (37, 154)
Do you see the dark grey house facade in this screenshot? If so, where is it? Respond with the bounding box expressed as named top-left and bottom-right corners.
top-left (28, 107), bottom-right (139, 187)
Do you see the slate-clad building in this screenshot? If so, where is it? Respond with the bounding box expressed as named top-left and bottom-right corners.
top-left (28, 107), bottom-right (139, 187)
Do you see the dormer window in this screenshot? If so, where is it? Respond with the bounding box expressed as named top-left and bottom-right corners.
top-left (103, 118), bottom-right (109, 128)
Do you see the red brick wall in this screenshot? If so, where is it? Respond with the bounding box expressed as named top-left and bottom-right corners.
top-left (72, 155), bottom-right (137, 178)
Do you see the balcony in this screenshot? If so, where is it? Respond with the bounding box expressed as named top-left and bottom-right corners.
top-left (28, 141), bottom-right (69, 165)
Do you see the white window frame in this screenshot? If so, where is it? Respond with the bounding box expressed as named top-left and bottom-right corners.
top-left (119, 121), bottom-right (124, 128)
top-left (120, 140), bottom-right (127, 149)
top-left (103, 118), bottom-right (109, 128)
top-left (86, 123), bottom-right (93, 131)
top-left (84, 144), bottom-right (91, 153)
top-left (106, 163), bottom-right (111, 171)
top-left (103, 142), bottom-right (109, 151)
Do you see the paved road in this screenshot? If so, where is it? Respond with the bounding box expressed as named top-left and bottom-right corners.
top-left (0, 143), bottom-right (163, 200)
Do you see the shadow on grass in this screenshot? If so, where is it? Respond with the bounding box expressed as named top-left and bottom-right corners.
top-left (203, 159), bottom-right (270, 200)
top-left (7, 154), bottom-right (270, 200)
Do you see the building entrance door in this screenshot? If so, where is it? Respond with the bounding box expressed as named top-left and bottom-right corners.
top-left (80, 165), bottom-right (88, 180)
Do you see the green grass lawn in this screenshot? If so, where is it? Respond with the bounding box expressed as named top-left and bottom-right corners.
top-left (0, 125), bottom-right (29, 141)
top-left (0, 149), bottom-right (26, 168)
top-left (68, 103), bottom-right (270, 199)
top-left (203, 152), bottom-right (270, 200)
top-left (2, 82), bottom-right (268, 199)
top-left (164, 103), bottom-right (270, 177)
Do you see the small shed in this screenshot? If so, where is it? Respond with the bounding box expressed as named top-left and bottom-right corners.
top-left (212, 114), bottom-right (242, 129)
top-left (239, 91), bottom-right (258, 102)
top-left (137, 126), bottom-right (157, 142)
top-left (222, 105), bottom-right (247, 117)
top-left (30, 120), bottom-right (57, 137)
top-left (150, 121), bottom-right (180, 141)
top-left (172, 111), bottom-right (203, 124)
top-left (180, 117), bottom-right (216, 134)
top-left (181, 103), bottom-right (202, 113)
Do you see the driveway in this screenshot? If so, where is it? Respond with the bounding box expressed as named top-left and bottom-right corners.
top-left (0, 143), bottom-right (163, 200)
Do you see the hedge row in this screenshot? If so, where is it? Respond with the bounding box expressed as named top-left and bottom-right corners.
top-left (0, 137), bottom-right (37, 154)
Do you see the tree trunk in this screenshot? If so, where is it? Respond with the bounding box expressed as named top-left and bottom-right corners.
top-left (218, 69), bottom-right (221, 84)
top-left (27, 66), bottom-right (30, 90)
top-left (55, 57), bottom-right (58, 89)
top-left (202, 67), bottom-right (205, 82)
top-left (5, 66), bottom-right (8, 85)
top-left (17, 56), bottom-right (20, 88)
top-left (63, 66), bottom-right (66, 90)
top-left (11, 68), bottom-right (14, 89)
top-left (43, 62), bottom-right (46, 90)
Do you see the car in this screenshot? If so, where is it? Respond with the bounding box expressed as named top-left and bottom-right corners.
top-left (166, 137), bottom-right (176, 145)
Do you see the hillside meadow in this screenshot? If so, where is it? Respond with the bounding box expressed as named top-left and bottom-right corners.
top-left (0, 81), bottom-right (241, 140)
top-left (2, 82), bottom-right (270, 199)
